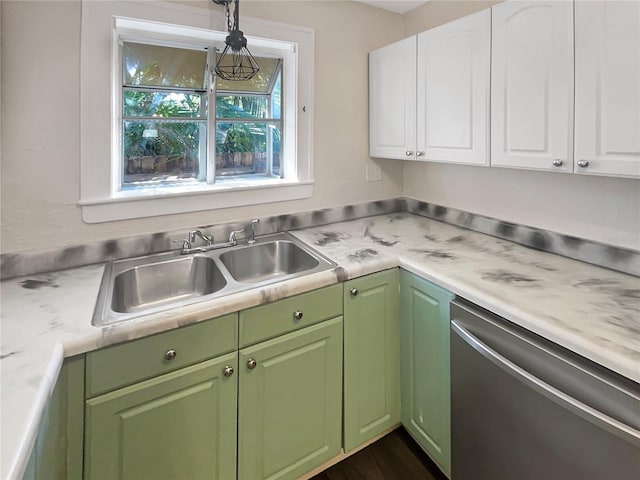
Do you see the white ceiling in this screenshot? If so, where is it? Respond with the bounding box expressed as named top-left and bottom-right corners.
top-left (353, 1), bottom-right (429, 15)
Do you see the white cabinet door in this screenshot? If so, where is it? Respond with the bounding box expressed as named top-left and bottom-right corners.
top-left (417, 9), bottom-right (490, 165)
top-left (574, 1), bottom-right (640, 178)
top-left (369, 36), bottom-right (417, 160)
top-left (491, 1), bottom-right (574, 172)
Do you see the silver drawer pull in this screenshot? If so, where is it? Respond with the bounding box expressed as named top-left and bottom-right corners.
top-left (164, 349), bottom-right (177, 361)
top-left (293, 310), bottom-right (303, 321)
top-left (350, 288), bottom-right (358, 297)
top-left (247, 358), bottom-right (257, 369)
top-left (223, 365), bottom-right (234, 377)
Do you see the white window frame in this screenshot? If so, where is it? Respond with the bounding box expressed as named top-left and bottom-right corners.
top-left (80, 1), bottom-right (314, 223)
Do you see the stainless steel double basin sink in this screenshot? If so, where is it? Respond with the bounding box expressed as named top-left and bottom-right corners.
top-left (93, 232), bottom-right (335, 326)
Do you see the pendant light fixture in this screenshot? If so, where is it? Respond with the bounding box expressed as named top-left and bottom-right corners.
top-left (212, 0), bottom-right (260, 81)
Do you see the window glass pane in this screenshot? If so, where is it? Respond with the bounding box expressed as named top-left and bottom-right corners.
top-left (215, 122), bottom-right (281, 177)
top-left (123, 90), bottom-right (203, 118)
top-left (270, 123), bottom-right (282, 177)
top-left (123, 120), bottom-right (206, 187)
top-left (216, 95), bottom-right (269, 119)
top-left (216, 56), bottom-right (281, 94)
top-left (271, 74), bottom-right (281, 120)
top-left (123, 42), bottom-right (207, 89)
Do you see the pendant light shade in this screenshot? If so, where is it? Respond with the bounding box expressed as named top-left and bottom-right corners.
top-left (212, 0), bottom-right (260, 81)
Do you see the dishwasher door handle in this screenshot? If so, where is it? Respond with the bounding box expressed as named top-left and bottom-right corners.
top-left (451, 320), bottom-right (640, 447)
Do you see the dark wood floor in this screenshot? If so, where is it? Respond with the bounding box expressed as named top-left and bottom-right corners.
top-left (311, 428), bottom-right (448, 480)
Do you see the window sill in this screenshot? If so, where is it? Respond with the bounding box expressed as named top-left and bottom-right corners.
top-left (80, 181), bottom-right (313, 223)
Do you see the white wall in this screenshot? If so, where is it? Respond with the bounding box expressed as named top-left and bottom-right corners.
top-left (2, 0), bottom-right (638, 254)
top-left (401, 0), bottom-right (640, 250)
top-left (0, 0), bottom-right (404, 253)
top-left (404, 163), bottom-right (640, 249)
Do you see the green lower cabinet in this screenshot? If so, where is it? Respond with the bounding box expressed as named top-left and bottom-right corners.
top-left (400, 270), bottom-right (455, 478)
top-left (84, 352), bottom-right (238, 480)
top-left (343, 269), bottom-right (400, 452)
top-left (34, 360), bottom-right (67, 480)
top-left (23, 355), bottom-right (84, 480)
top-left (238, 317), bottom-right (343, 480)
top-left (22, 449), bottom-right (36, 480)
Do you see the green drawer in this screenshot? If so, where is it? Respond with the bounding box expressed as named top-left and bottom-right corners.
top-left (86, 313), bottom-right (237, 397)
top-left (239, 283), bottom-right (343, 347)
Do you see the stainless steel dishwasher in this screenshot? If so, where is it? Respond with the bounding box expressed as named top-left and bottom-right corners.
top-left (450, 299), bottom-right (640, 480)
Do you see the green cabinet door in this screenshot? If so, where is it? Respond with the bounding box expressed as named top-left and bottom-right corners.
top-left (400, 270), bottom-right (454, 478)
top-left (343, 269), bottom-right (400, 452)
top-left (22, 444), bottom-right (36, 480)
top-left (84, 353), bottom-right (237, 480)
top-left (25, 355), bottom-right (84, 480)
top-left (238, 317), bottom-right (343, 480)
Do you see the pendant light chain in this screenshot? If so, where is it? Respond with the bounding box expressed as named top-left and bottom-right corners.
top-left (212, 0), bottom-right (260, 81)
top-left (233, 0), bottom-right (239, 30)
top-left (224, 0), bottom-right (232, 33)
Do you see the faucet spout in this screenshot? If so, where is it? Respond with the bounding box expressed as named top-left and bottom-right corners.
top-left (188, 230), bottom-right (213, 246)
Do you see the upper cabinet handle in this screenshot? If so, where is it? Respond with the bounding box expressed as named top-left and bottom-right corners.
top-left (577, 159), bottom-right (590, 168)
top-left (416, 151), bottom-right (425, 157)
top-left (552, 159), bottom-right (563, 167)
top-left (405, 151), bottom-right (414, 157)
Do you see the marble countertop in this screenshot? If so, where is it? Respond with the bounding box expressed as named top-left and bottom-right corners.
top-left (290, 214), bottom-right (640, 381)
top-left (2, 213), bottom-right (639, 478)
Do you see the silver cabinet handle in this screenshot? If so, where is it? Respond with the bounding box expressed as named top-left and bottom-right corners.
top-left (552, 159), bottom-right (563, 167)
top-left (416, 151), bottom-right (425, 157)
top-left (405, 150), bottom-right (413, 157)
top-left (293, 310), bottom-right (303, 321)
top-left (247, 358), bottom-right (257, 369)
top-left (223, 365), bottom-right (234, 377)
top-left (577, 159), bottom-right (589, 168)
top-left (350, 288), bottom-right (358, 297)
top-left (164, 349), bottom-right (177, 361)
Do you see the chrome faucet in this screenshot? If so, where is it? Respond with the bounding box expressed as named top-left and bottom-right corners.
top-left (173, 230), bottom-right (218, 254)
top-left (247, 218), bottom-right (259, 244)
top-left (175, 220), bottom-right (261, 255)
top-left (188, 230), bottom-right (213, 247)
top-left (228, 218), bottom-right (260, 245)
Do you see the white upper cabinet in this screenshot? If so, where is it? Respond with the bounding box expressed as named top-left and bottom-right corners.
top-left (417, 9), bottom-right (490, 165)
top-left (574, 1), bottom-right (640, 178)
top-left (369, 36), bottom-right (417, 159)
top-left (369, 0), bottom-right (638, 178)
top-left (491, 1), bottom-right (574, 172)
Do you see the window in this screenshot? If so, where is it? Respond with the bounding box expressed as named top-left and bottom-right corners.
top-left (122, 42), bottom-right (209, 189)
top-left (80, 1), bottom-right (313, 222)
top-left (120, 42), bottom-right (285, 191)
top-left (215, 57), bottom-right (282, 180)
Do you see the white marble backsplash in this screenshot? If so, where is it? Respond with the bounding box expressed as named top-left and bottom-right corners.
top-left (2, 198), bottom-right (638, 280)
top-left (404, 199), bottom-right (640, 277)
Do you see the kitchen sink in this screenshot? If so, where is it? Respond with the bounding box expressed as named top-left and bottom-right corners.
top-left (92, 232), bottom-right (336, 326)
top-left (219, 240), bottom-right (320, 283)
top-left (111, 255), bottom-right (227, 314)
